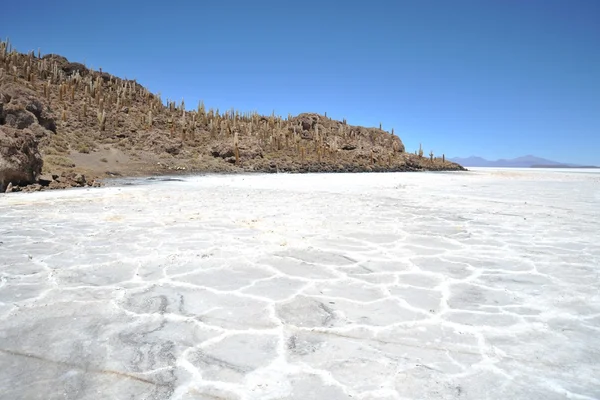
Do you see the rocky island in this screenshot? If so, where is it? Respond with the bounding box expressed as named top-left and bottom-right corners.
top-left (0, 38), bottom-right (464, 192)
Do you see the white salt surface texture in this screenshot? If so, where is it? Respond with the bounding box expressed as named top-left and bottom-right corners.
top-left (0, 168), bottom-right (599, 399)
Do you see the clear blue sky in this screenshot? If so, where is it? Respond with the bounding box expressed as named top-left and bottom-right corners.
top-left (2, 1), bottom-right (599, 164)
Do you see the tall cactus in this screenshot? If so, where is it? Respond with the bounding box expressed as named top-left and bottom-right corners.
top-left (97, 110), bottom-right (106, 131)
top-left (234, 132), bottom-right (240, 165)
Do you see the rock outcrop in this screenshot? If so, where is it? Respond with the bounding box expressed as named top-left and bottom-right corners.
top-left (0, 80), bottom-right (58, 191)
top-left (0, 126), bottom-right (43, 191)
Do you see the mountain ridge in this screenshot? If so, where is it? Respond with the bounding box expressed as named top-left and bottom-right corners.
top-left (448, 155), bottom-right (593, 168)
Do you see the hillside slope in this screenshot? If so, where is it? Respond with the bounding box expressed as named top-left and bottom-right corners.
top-left (0, 39), bottom-right (464, 191)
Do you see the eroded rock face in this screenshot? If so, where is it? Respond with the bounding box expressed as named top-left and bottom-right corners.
top-left (211, 141), bottom-right (264, 163)
top-left (0, 82), bottom-right (57, 134)
top-left (211, 144), bottom-right (235, 159)
top-left (0, 81), bottom-right (58, 191)
top-left (0, 126), bottom-right (43, 190)
top-left (3, 104), bottom-right (37, 129)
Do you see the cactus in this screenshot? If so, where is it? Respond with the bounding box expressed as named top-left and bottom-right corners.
top-left (429, 150), bottom-right (434, 162)
top-left (148, 110), bottom-right (152, 128)
top-left (97, 110), bottom-right (106, 131)
top-left (168, 117), bottom-right (174, 137)
top-left (208, 120), bottom-right (215, 137)
top-left (418, 143), bottom-right (423, 158)
top-left (45, 80), bottom-right (51, 101)
top-left (233, 132), bottom-right (240, 165)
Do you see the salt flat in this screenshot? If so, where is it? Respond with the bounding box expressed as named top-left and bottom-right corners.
top-left (0, 168), bottom-right (599, 400)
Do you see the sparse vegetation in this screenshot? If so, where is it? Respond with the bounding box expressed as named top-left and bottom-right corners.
top-left (76, 144), bottom-right (90, 153)
top-left (45, 155), bottom-right (75, 168)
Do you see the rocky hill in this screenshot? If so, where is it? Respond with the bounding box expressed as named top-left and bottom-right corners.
top-left (0, 38), bottom-right (464, 192)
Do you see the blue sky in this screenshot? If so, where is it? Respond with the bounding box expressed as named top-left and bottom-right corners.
top-left (2, 1), bottom-right (599, 164)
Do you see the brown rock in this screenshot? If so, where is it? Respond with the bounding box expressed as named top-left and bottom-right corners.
top-left (74, 174), bottom-right (86, 185)
top-left (24, 99), bottom-right (44, 120)
top-left (3, 105), bottom-right (37, 129)
top-left (0, 83), bottom-right (56, 134)
top-left (211, 144), bottom-right (235, 159)
top-left (61, 62), bottom-right (89, 76)
top-left (0, 126), bottom-right (43, 191)
top-left (38, 174), bottom-right (54, 186)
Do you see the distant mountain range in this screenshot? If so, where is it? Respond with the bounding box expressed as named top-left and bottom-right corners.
top-left (448, 155), bottom-right (598, 168)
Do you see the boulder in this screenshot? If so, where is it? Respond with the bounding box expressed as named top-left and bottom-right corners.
top-left (211, 144), bottom-right (235, 159)
top-left (164, 144), bottom-right (181, 155)
top-left (37, 174), bottom-right (54, 186)
top-left (0, 126), bottom-right (43, 191)
top-left (301, 120), bottom-right (312, 131)
top-left (239, 144), bottom-right (263, 160)
top-left (61, 62), bottom-right (89, 77)
top-left (212, 142), bottom-right (263, 161)
top-left (74, 174), bottom-right (86, 185)
top-left (24, 98), bottom-right (44, 120)
top-left (3, 105), bottom-right (37, 129)
top-left (296, 113), bottom-right (319, 132)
